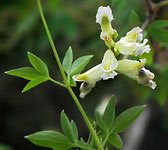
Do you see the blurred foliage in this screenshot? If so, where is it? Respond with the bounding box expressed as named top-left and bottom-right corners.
top-left (0, 0), bottom-right (168, 150)
top-left (0, 144), bottom-right (11, 150)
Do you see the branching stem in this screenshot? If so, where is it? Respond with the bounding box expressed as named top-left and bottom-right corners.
top-left (142, 0), bottom-right (168, 30)
top-left (36, 0), bottom-right (103, 149)
top-left (49, 78), bottom-right (66, 88)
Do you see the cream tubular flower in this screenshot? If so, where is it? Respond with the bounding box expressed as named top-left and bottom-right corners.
top-left (115, 27), bottom-right (150, 56)
top-left (96, 6), bottom-right (117, 48)
top-left (73, 64), bottom-right (104, 98)
top-left (116, 59), bottom-right (156, 89)
top-left (101, 49), bottom-right (118, 80)
top-left (96, 6), bottom-right (114, 25)
top-left (73, 50), bottom-right (118, 98)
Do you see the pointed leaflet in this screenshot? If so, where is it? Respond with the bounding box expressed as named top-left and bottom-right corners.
top-left (108, 133), bottom-right (123, 148)
top-left (128, 10), bottom-right (142, 28)
top-left (28, 52), bottom-right (49, 77)
top-left (70, 120), bottom-right (78, 142)
top-left (22, 77), bottom-right (48, 93)
top-left (62, 46), bottom-right (73, 74)
top-left (148, 20), bottom-right (168, 43)
top-left (25, 131), bottom-right (73, 149)
top-left (61, 110), bottom-right (76, 143)
top-left (5, 67), bottom-right (41, 80)
top-left (113, 105), bottom-right (146, 133)
top-left (103, 96), bottom-right (115, 130)
top-left (95, 111), bottom-right (107, 132)
top-left (70, 55), bottom-right (94, 76)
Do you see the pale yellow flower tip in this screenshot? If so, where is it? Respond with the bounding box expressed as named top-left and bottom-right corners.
top-left (116, 59), bottom-right (146, 77)
top-left (72, 64), bottom-right (104, 98)
top-left (116, 59), bottom-right (156, 89)
top-left (96, 6), bottom-right (114, 25)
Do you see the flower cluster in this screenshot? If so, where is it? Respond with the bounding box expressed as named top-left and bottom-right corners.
top-left (73, 6), bottom-right (156, 98)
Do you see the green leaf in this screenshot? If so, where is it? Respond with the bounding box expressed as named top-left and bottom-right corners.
top-left (61, 110), bottom-right (75, 143)
top-left (69, 76), bottom-right (76, 87)
top-left (28, 52), bottom-right (49, 76)
top-left (95, 111), bottom-right (107, 132)
top-left (108, 133), bottom-right (123, 148)
top-left (70, 55), bottom-right (93, 76)
top-left (77, 138), bottom-right (89, 149)
top-left (128, 10), bottom-right (142, 28)
top-left (22, 77), bottom-right (48, 93)
top-left (103, 96), bottom-right (115, 130)
top-left (25, 131), bottom-right (72, 149)
top-left (113, 105), bottom-right (146, 133)
top-left (5, 67), bottom-right (41, 80)
top-left (71, 120), bottom-right (78, 142)
top-left (62, 46), bottom-right (73, 73)
top-left (148, 20), bottom-right (168, 43)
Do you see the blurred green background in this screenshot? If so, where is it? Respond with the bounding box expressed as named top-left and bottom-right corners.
top-left (0, 0), bottom-right (168, 150)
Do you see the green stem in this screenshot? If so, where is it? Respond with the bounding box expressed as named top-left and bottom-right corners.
top-left (66, 86), bottom-right (103, 150)
top-left (102, 125), bottom-right (115, 147)
top-left (49, 78), bottom-right (66, 88)
top-left (36, 0), bottom-right (67, 82)
top-left (102, 132), bottom-right (111, 147)
top-left (36, 0), bottom-right (103, 149)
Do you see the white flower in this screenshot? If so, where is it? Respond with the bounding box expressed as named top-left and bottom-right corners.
top-left (116, 59), bottom-right (156, 89)
top-left (73, 64), bottom-right (103, 83)
top-left (73, 64), bottom-right (104, 98)
top-left (116, 59), bottom-right (146, 80)
top-left (134, 39), bottom-right (150, 56)
top-left (115, 27), bottom-right (150, 56)
top-left (101, 49), bottom-right (118, 80)
top-left (96, 6), bottom-right (117, 48)
top-left (73, 50), bottom-right (118, 98)
top-left (124, 27), bottom-right (143, 42)
top-left (96, 6), bottom-right (114, 25)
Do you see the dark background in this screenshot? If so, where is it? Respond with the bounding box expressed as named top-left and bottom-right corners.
top-left (0, 0), bottom-right (168, 150)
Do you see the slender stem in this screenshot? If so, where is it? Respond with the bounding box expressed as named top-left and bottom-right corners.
top-left (66, 86), bottom-right (103, 150)
top-left (144, 0), bottom-right (154, 15)
top-left (36, 0), bottom-right (103, 149)
top-left (49, 78), bottom-right (66, 88)
top-left (102, 131), bottom-right (112, 147)
top-left (36, 0), bottom-right (67, 82)
top-left (142, 0), bottom-right (168, 30)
